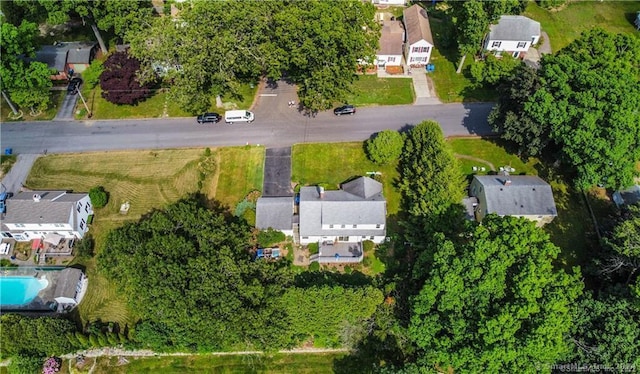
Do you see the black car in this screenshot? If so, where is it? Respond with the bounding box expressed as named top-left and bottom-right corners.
top-left (197, 112), bottom-right (222, 124)
top-left (333, 105), bottom-right (356, 116)
top-left (67, 78), bottom-right (82, 95)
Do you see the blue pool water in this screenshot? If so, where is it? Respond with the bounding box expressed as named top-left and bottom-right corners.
top-left (0, 276), bottom-right (49, 306)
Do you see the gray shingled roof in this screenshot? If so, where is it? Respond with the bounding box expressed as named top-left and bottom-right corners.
top-left (299, 177), bottom-right (386, 237)
top-left (403, 4), bottom-right (434, 46)
top-left (256, 197), bottom-right (293, 231)
top-left (378, 21), bottom-right (404, 55)
top-left (1, 191), bottom-right (87, 230)
top-left (32, 42), bottom-right (97, 71)
top-left (488, 16), bottom-right (541, 42)
top-left (472, 175), bottom-right (557, 216)
top-left (53, 268), bottom-right (83, 301)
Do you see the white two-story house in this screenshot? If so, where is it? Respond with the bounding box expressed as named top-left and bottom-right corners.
top-left (1, 191), bottom-right (93, 242)
top-left (483, 15), bottom-right (541, 58)
top-left (403, 4), bottom-right (434, 67)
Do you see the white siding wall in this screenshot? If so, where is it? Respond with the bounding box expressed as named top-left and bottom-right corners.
top-left (484, 39), bottom-right (534, 57)
top-left (406, 40), bottom-right (433, 66)
top-left (301, 235), bottom-right (385, 245)
top-left (74, 196), bottom-right (93, 238)
top-left (321, 223), bottom-right (385, 230)
top-left (375, 54), bottom-right (403, 67)
top-left (4, 223), bottom-right (73, 231)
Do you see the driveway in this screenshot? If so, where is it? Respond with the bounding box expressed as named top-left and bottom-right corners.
top-left (411, 68), bottom-right (442, 106)
top-left (262, 147), bottom-right (293, 197)
top-left (54, 92), bottom-right (79, 121)
top-left (0, 154), bottom-right (40, 194)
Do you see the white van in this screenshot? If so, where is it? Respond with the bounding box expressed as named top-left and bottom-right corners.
top-left (224, 110), bottom-right (254, 124)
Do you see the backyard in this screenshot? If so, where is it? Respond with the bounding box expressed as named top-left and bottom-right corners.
top-left (25, 147), bottom-right (265, 326)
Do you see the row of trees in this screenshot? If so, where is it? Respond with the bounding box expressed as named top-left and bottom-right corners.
top-left (490, 29), bottom-right (640, 190)
top-left (127, 0), bottom-right (379, 114)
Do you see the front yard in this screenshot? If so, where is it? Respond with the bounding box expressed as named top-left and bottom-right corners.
top-left (345, 75), bottom-right (415, 106)
top-left (0, 90), bottom-right (66, 122)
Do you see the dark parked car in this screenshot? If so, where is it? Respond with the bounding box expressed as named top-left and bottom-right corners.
top-left (67, 78), bottom-right (82, 95)
top-left (197, 112), bottom-right (222, 124)
top-left (333, 105), bottom-right (356, 116)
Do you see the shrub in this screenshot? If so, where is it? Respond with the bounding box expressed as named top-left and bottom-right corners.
top-left (0, 259), bottom-right (17, 267)
top-left (470, 54), bottom-right (521, 86)
top-left (75, 234), bottom-right (94, 258)
top-left (100, 51), bottom-right (156, 105)
top-left (89, 186), bottom-right (108, 208)
top-left (308, 242), bottom-right (319, 255)
top-left (9, 353), bottom-right (44, 374)
top-left (309, 261), bottom-right (320, 271)
top-left (344, 266), bottom-right (353, 274)
top-left (82, 59), bottom-right (104, 89)
top-left (362, 240), bottom-right (375, 252)
top-left (365, 130), bottom-right (403, 165)
top-left (257, 228), bottom-right (286, 247)
top-left (234, 199), bottom-right (255, 217)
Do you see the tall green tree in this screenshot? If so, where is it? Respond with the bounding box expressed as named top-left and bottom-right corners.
top-left (365, 130), bottom-right (404, 165)
top-left (408, 215), bottom-right (583, 372)
top-left (98, 197), bottom-right (296, 351)
top-left (397, 120), bottom-right (465, 239)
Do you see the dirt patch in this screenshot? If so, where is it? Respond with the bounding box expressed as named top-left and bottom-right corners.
top-left (385, 65), bottom-right (404, 75)
top-left (293, 245), bottom-right (309, 266)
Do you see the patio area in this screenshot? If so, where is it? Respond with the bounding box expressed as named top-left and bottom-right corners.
top-left (312, 241), bottom-right (364, 263)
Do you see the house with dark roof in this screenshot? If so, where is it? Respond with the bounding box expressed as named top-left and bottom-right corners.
top-left (0, 191), bottom-right (93, 242)
top-left (256, 197), bottom-right (294, 237)
top-left (612, 185), bottom-right (640, 207)
top-left (403, 4), bottom-right (434, 66)
top-left (469, 175), bottom-right (557, 226)
top-left (32, 42), bottom-right (98, 80)
top-left (376, 20), bottom-right (405, 70)
top-left (483, 15), bottom-right (541, 59)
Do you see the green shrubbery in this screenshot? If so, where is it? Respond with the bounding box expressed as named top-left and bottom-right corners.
top-left (89, 186), bottom-right (108, 208)
top-left (257, 228), bottom-right (285, 247)
top-left (365, 130), bottom-right (403, 165)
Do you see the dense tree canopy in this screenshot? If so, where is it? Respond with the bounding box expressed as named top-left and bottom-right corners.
top-left (490, 29), bottom-right (640, 189)
top-left (0, 314), bottom-right (77, 357)
top-left (408, 215), bottom-right (582, 372)
top-left (128, 0), bottom-right (379, 114)
top-left (365, 130), bottom-right (404, 165)
top-left (100, 51), bottom-right (156, 105)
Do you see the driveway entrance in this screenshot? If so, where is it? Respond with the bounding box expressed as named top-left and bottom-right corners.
top-left (263, 147), bottom-right (293, 197)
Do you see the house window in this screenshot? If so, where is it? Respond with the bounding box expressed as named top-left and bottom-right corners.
top-left (80, 222), bottom-right (84, 230)
top-left (362, 236), bottom-right (366, 239)
top-left (352, 225), bottom-right (357, 229)
top-left (85, 203), bottom-right (90, 213)
top-left (329, 224), bottom-right (334, 229)
top-left (388, 56), bottom-right (396, 62)
top-left (376, 224), bottom-right (381, 229)
top-left (512, 51), bottom-right (520, 58)
top-left (338, 236), bottom-right (349, 242)
top-left (412, 46), bottom-right (430, 53)
top-left (341, 225), bottom-right (346, 229)
top-left (302, 236), bottom-right (309, 239)
top-left (370, 236), bottom-right (375, 240)
top-left (492, 41), bottom-right (502, 48)
top-left (77, 203), bottom-right (81, 213)
top-left (15, 224), bottom-right (25, 228)
top-left (517, 42), bottom-right (527, 48)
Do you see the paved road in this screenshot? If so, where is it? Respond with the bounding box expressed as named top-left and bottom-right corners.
top-left (0, 103), bottom-right (494, 154)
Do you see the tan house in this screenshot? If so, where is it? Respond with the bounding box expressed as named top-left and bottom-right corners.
top-left (403, 5), bottom-right (434, 67)
top-left (469, 175), bottom-right (557, 226)
top-left (376, 20), bottom-right (404, 71)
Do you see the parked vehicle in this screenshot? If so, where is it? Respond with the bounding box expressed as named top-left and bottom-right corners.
top-left (224, 110), bottom-right (254, 124)
top-left (333, 105), bottom-right (356, 116)
top-left (196, 112), bottom-right (222, 124)
top-left (67, 78), bottom-right (83, 95)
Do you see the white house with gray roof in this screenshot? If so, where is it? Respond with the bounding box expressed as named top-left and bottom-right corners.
top-left (483, 15), bottom-right (541, 58)
top-left (0, 191), bottom-right (92, 242)
top-left (403, 4), bottom-right (434, 66)
top-left (469, 175), bottom-right (557, 226)
top-left (256, 197), bottom-right (294, 237)
top-left (299, 177), bottom-right (386, 245)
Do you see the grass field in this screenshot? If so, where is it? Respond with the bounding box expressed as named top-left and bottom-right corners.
top-left (524, 1), bottom-right (640, 52)
top-left (78, 82), bottom-right (258, 120)
top-left (25, 147), bottom-right (265, 326)
top-left (292, 142), bottom-right (400, 215)
top-left (85, 352), bottom-right (346, 374)
top-left (345, 75), bottom-right (415, 106)
top-left (1, 155), bottom-right (17, 177)
top-left (0, 91), bottom-right (65, 122)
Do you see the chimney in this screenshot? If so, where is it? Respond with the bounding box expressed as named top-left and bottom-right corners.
top-left (318, 186), bottom-right (325, 199)
top-left (33, 194), bottom-right (41, 202)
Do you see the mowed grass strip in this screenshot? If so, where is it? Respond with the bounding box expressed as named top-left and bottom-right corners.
top-left (524, 1), bottom-right (640, 52)
top-left (292, 142), bottom-right (400, 215)
top-left (26, 147), bottom-right (265, 326)
top-left (91, 352), bottom-right (346, 374)
top-left (207, 146), bottom-right (265, 208)
top-left (345, 75), bottom-right (415, 106)
top-left (447, 138), bottom-right (540, 178)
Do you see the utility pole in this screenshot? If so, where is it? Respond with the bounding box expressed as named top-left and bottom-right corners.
top-left (1, 89), bottom-right (19, 116)
top-left (77, 89), bottom-right (92, 118)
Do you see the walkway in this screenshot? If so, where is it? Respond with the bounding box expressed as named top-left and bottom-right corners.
top-left (0, 153), bottom-right (40, 194)
top-left (60, 347), bottom-right (348, 359)
top-left (455, 153), bottom-right (496, 172)
top-left (262, 147), bottom-right (293, 197)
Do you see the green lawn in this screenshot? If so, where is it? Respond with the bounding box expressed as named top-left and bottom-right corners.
top-left (79, 82), bottom-right (258, 119)
top-left (427, 17), bottom-right (499, 103)
top-left (524, 1), bottom-right (640, 52)
top-left (0, 90), bottom-right (65, 122)
top-left (26, 147), bottom-right (265, 326)
top-left (1, 155), bottom-right (17, 176)
top-left (344, 75), bottom-right (415, 106)
top-left (292, 142), bottom-right (400, 215)
top-left (88, 352), bottom-right (346, 374)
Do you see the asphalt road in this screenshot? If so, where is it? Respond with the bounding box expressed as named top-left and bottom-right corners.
top-left (0, 103), bottom-right (494, 155)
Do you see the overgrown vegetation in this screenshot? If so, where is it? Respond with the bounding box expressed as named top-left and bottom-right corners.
top-left (257, 228), bottom-right (286, 247)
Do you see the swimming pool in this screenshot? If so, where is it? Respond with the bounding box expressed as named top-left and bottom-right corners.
top-left (0, 276), bottom-right (49, 306)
